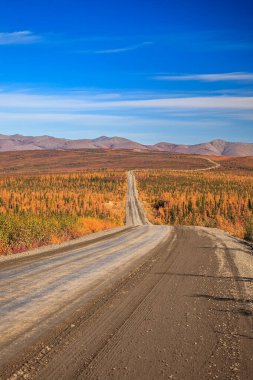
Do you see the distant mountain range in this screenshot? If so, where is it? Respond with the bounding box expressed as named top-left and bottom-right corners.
top-left (0, 134), bottom-right (252, 156)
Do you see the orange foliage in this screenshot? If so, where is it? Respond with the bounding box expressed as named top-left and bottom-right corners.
top-left (136, 170), bottom-right (253, 240)
top-left (0, 171), bottom-right (126, 255)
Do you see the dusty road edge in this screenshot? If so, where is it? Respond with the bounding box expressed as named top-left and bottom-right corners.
top-left (1, 231), bottom-right (173, 380)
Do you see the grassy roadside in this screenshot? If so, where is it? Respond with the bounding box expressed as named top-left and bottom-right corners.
top-left (136, 169), bottom-right (253, 241)
top-left (0, 171), bottom-right (126, 255)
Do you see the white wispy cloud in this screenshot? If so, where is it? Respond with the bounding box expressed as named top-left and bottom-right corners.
top-left (153, 72), bottom-right (253, 82)
top-left (0, 90), bottom-right (251, 143)
top-left (0, 112), bottom-right (230, 129)
top-left (0, 31), bottom-right (41, 45)
top-left (0, 92), bottom-right (252, 111)
top-left (78, 41), bottom-right (153, 54)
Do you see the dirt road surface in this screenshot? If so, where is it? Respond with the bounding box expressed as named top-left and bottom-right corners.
top-left (0, 172), bottom-right (252, 379)
top-left (126, 171), bottom-right (151, 226)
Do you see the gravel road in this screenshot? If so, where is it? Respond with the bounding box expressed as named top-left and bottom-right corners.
top-left (0, 172), bottom-right (252, 380)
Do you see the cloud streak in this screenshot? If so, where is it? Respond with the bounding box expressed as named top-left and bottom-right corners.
top-left (78, 42), bottom-right (153, 54)
top-left (0, 31), bottom-right (41, 45)
top-left (154, 72), bottom-right (253, 82)
top-left (0, 112), bottom-right (230, 129)
top-left (0, 92), bottom-right (252, 111)
top-left (0, 90), bottom-right (251, 144)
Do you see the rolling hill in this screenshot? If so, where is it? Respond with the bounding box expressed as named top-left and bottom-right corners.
top-left (0, 134), bottom-right (252, 156)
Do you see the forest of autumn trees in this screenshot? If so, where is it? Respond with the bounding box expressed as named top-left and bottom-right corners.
top-left (0, 171), bottom-right (126, 254)
top-left (136, 170), bottom-right (253, 241)
top-left (1, 167), bottom-right (253, 255)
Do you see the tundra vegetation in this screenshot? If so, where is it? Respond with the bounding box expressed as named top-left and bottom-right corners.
top-left (0, 171), bottom-right (126, 255)
top-left (136, 170), bottom-right (253, 241)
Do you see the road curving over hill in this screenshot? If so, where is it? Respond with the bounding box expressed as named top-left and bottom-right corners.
top-left (126, 170), bottom-right (151, 226)
top-left (0, 172), bottom-right (252, 380)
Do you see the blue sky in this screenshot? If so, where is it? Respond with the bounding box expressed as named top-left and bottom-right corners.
top-left (0, 0), bottom-right (253, 144)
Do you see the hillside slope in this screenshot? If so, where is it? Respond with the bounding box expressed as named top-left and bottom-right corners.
top-left (0, 134), bottom-right (252, 156)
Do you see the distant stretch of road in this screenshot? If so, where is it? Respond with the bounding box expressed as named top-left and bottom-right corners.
top-left (126, 170), bottom-right (151, 226)
top-left (0, 171), bottom-right (252, 380)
